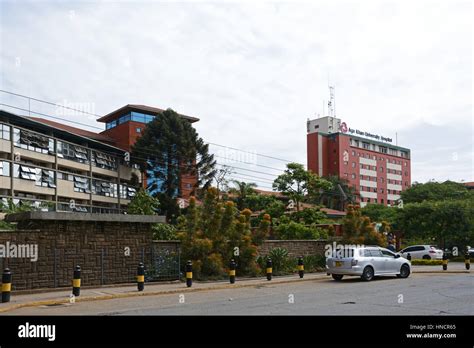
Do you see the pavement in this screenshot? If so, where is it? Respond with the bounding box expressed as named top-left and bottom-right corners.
top-left (0, 263), bottom-right (471, 315)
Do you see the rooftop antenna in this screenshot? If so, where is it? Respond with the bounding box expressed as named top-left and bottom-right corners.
top-left (328, 85), bottom-right (335, 117)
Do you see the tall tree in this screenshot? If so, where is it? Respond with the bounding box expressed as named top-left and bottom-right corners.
top-left (273, 163), bottom-right (331, 212)
top-left (131, 109), bottom-right (216, 219)
top-left (127, 189), bottom-right (160, 215)
top-left (229, 180), bottom-right (257, 210)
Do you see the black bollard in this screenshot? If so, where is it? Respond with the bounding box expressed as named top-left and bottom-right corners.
top-left (137, 263), bottom-right (145, 291)
top-left (1, 268), bottom-right (12, 303)
top-left (229, 259), bottom-right (236, 284)
top-left (298, 256), bottom-right (304, 278)
top-left (72, 265), bottom-right (81, 297)
top-left (186, 261), bottom-right (193, 288)
top-left (266, 258), bottom-right (273, 281)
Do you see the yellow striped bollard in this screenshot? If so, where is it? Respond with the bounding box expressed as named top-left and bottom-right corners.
top-left (298, 256), bottom-right (304, 278)
top-left (266, 258), bottom-right (272, 281)
top-left (1, 268), bottom-right (12, 303)
top-left (137, 262), bottom-right (145, 291)
top-left (442, 254), bottom-right (448, 271)
top-left (186, 261), bottom-right (193, 287)
top-left (229, 259), bottom-right (236, 284)
top-left (72, 265), bottom-right (81, 297)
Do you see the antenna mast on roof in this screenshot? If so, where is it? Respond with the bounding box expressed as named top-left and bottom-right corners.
top-left (328, 85), bottom-right (335, 117)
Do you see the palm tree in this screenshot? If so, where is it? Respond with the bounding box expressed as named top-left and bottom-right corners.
top-left (229, 180), bottom-right (257, 210)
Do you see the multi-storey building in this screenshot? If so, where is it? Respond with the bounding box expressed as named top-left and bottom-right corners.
top-left (307, 116), bottom-right (411, 207)
top-left (0, 104), bottom-right (199, 213)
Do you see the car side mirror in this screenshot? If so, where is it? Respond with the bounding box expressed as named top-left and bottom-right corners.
top-left (394, 254), bottom-right (400, 258)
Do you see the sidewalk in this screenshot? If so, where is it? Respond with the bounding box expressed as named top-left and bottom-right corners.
top-left (411, 262), bottom-right (471, 273)
top-left (0, 273), bottom-right (328, 313)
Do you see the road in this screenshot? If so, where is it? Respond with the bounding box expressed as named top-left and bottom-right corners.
top-left (6, 272), bottom-right (473, 315)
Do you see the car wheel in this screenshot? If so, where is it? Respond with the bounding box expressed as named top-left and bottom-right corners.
top-left (332, 274), bottom-right (343, 281)
top-left (422, 255), bottom-right (430, 260)
top-left (397, 264), bottom-right (410, 278)
top-left (361, 266), bottom-right (374, 281)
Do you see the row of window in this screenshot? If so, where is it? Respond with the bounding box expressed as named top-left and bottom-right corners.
top-left (106, 112), bottom-right (155, 130)
top-left (1, 161), bottom-right (136, 199)
top-left (0, 125), bottom-right (120, 171)
top-left (57, 173), bottom-right (136, 199)
top-left (344, 172), bottom-right (409, 187)
top-left (349, 150), bottom-right (409, 164)
top-left (359, 186), bottom-right (403, 195)
top-left (345, 162), bottom-right (408, 176)
top-left (350, 139), bottom-right (409, 158)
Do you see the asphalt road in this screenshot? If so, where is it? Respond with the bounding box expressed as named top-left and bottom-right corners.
top-left (7, 272), bottom-right (473, 315)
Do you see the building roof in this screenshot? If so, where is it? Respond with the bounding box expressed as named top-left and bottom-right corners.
top-left (26, 117), bottom-right (115, 143)
top-left (97, 104), bottom-right (200, 123)
top-left (318, 131), bottom-right (411, 152)
top-left (463, 182), bottom-right (474, 189)
top-left (0, 109), bottom-right (126, 154)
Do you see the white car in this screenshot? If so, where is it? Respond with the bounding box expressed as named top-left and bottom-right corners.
top-left (398, 245), bottom-right (443, 260)
top-left (326, 246), bottom-right (411, 281)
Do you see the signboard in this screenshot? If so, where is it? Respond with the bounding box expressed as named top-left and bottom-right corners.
top-left (339, 122), bottom-right (392, 143)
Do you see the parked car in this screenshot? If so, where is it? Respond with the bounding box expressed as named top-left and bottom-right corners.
top-left (468, 247), bottom-right (474, 258)
top-left (398, 245), bottom-right (443, 260)
top-left (326, 246), bottom-right (411, 281)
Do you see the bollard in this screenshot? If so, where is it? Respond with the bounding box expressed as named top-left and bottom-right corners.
top-left (137, 262), bottom-right (145, 291)
top-left (465, 252), bottom-right (470, 270)
top-left (266, 258), bottom-right (272, 281)
top-left (442, 253), bottom-right (448, 271)
top-left (229, 259), bottom-right (236, 284)
top-left (407, 253), bottom-right (412, 261)
top-left (298, 256), bottom-right (304, 279)
top-left (1, 268), bottom-right (12, 303)
top-left (72, 265), bottom-right (81, 297)
top-left (186, 261), bottom-right (193, 288)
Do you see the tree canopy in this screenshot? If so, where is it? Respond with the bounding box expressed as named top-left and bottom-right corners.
top-left (131, 109), bottom-right (216, 219)
top-left (400, 180), bottom-right (471, 204)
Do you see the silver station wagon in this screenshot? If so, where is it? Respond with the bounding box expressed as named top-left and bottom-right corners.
top-left (326, 246), bottom-right (411, 281)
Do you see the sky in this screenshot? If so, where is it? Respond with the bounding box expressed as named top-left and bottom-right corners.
top-left (0, 0), bottom-right (472, 189)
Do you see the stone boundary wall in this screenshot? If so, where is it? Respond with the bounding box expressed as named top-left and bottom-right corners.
top-left (258, 240), bottom-right (328, 257)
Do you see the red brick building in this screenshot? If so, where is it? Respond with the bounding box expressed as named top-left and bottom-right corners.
top-left (307, 116), bottom-right (411, 207)
top-left (97, 105), bottom-right (199, 199)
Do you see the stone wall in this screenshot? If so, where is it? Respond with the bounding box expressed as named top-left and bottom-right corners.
top-left (0, 213), bottom-right (164, 291)
top-left (258, 240), bottom-right (328, 257)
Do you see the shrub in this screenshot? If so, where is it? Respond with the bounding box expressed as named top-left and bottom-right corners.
top-left (274, 221), bottom-right (323, 240)
top-left (152, 223), bottom-right (177, 240)
top-left (410, 259), bottom-right (443, 265)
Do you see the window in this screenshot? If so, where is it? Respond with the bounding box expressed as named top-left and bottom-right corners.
top-left (57, 141), bottom-right (89, 163)
top-left (362, 142), bottom-right (370, 150)
top-left (73, 176), bottom-right (90, 193)
top-left (389, 148), bottom-right (397, 155)
top-left (351, 173), bottom-right (356, 179)
top-left (352, 150), bottom-right (355, 156)
top-left (0, 124), bottom-right (10, 140)
top-left (38, 169), bottom-right (56, 188)
top-left (352, 162), bottom-right (355, 168)
top-left (379, 146), bottom-right (387, 154)
top-left (136, 127), bottom-right (142, 133)
top-left (381, 249), bottom-right (396, 258)
top-left (92, 179), bottom-right (117, 197)
top-left (380, 188), bottom-right (384, 193)
top-left (0, 161), bottom-right (10, 176)
top-left (91, 151), bottom-right (117, 171)
top-left (13, 128), bottom-right (54, 154)
top-left (118, 114), bottom-right (131, 124)
top-left (380, 167), bottom-right (383, 172)
top-left (381, 199), bottom-right (384, 204)
top-left (19, 165), bottom-right (37, 180)
top-left (106, 120), bottom-right (117, 130)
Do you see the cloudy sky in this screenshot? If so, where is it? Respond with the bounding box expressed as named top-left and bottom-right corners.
top-left (0, 0), bottom-right (472, 188)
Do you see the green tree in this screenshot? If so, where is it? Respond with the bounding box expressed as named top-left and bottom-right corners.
top-left (273, 163), bottom-right (331, 212)
top-left (131, 108), bottom-right (216, 219)
top-left (127, 189), bottom-right (160, 215)
top-left (397, 199), bottom-right (473, 250)
top-left (229, 180), bottom-right (257, 210)
top-left (401, 180), bottom-right (471, 204)
top-left (0, 198), bottom-right (34, 214)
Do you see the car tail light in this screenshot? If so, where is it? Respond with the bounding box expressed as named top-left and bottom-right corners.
top-left (351, 259), bottom-right (358, 266)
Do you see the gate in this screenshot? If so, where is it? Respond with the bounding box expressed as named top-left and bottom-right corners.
top-left (146, 242), bottom-right (181, 281)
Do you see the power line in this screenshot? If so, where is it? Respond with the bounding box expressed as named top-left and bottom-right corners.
top-left (0, 89), bottom-right (303, 166)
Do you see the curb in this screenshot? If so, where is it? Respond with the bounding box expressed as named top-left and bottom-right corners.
top-left (0, 275), bottom-right (328, 314)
